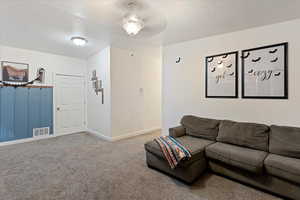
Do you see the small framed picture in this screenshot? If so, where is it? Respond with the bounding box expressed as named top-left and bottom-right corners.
top-left (205, 51), bottom-right (238, 98)
top-left (1, 61), bottom-right (29, 82)
top-left (241, 43), bottom-right (288, 99)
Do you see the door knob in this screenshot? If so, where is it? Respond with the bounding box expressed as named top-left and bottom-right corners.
top-left (57, 107), bottom-right (60, 111)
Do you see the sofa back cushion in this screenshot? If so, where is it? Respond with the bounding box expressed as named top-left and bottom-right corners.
top-left (270, 125), bottom-right (300, 158)
top-left (181, 115), bottom-right (220, 140)
top-left (217, 120), bottom-right (269, 151)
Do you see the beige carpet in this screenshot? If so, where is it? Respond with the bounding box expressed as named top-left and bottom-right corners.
top-left (0, 131), bottom-right (281, 200)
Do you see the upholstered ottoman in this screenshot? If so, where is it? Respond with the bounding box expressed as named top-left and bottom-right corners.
top-left (144, 135), bottom-right (213, 184)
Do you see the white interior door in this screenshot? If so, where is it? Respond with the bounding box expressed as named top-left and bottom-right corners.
top-left (55, 75), bottom-right (85, 135)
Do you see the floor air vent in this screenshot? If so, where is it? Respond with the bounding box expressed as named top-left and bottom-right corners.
top-left (33, 127), bottom-right (50, 137)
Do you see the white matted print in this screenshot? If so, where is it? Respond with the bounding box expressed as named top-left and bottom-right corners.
top-left (242, 43), bottom-right (288, 99)
top-left (205, 51), bottom-right (238, 98)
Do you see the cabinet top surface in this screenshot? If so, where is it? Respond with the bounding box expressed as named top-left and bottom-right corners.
top-left (0, 84), bottom-right (53, 88)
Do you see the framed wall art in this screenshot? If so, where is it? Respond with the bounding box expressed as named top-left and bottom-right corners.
top-left (1, 61), bottom-right (29, 82)
top-left (205, 51), bottom-right (238, 98)
top-left (241, 42), bottom-right (288, 99)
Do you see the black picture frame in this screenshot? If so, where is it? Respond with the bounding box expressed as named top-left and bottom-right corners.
top-left (205, 51), bottom-right (239, 98)
top-left (241, 42), bottom-right (288, 99)
top-left (1, 61), bottom-right (29, 82)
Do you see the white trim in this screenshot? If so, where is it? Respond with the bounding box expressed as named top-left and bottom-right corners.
top-left (87, 129), bottom-right (112, 141)
top-left (111, 127), bottom-right (161, 141)
top-left (52, 72), bottom-right (57, 136)
top-left (0, 131), bottom-right (79, 147)
top-left (56, 129), bottom-right (86, 136)
top-left (0, 128), bottom-right (161, 147)
top-left (87, 127), bottom-right (161, 142)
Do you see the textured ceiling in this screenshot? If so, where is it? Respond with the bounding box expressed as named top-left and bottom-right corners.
top-left (1, 0), bottom-right (300, 58)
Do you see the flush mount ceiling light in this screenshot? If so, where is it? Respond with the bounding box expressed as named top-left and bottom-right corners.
top-left (71, 36), bottom-right (88, 46)
top-left (122, 2), bottom-right (144, 36)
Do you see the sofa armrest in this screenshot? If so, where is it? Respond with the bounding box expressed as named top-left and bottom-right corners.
top-left (169, 126), bottom-right (186, 138)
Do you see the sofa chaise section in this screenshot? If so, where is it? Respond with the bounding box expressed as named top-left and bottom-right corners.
top-left (145, 137), bottom-right (210, 183)
top-left (145, 135), bottom-right (214, 167)
top-left (145, 116), bottom-right (219, 183)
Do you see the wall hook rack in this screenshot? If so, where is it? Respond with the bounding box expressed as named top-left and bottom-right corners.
top-left (91, 70), bottom-right (104, 104)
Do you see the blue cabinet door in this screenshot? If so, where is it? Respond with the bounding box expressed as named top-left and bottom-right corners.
top-left (28, 88), bottom-right (41, 138)
top-left (14, 87), bottom-right (29, 140)
top-left (0, 87), bottom-right (16, 142)
top-left (28, 87), bottom-right (54, 137)
top-left (40, 88), bottom-right (53, 135)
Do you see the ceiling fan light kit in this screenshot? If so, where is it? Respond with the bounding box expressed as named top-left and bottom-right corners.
top-left (123, 14), bottom-right (144, 36)
top-left (122, 2), bottom-right (145, 36)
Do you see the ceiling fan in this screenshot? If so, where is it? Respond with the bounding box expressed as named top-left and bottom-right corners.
top-left (38, 0), bottom-right (167, 38)
top-left (115, 0), bottom-right (167, 37)
top-left (122, 2), bottom-right (144, 36)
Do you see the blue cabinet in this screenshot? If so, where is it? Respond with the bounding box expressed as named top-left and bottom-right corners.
top-left (0, 86), bottom-right (53, 142)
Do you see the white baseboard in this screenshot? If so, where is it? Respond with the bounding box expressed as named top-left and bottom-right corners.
top-left (86, 129), bottom-right (112, 141)
top-left (0, 132), bottom-right (82, 147)
top-left (0, 128), bottom-right (161, 147)
top-left (0, 135), bottom-right (55, 147)
top-left (87, 127), bottom-right (161, 142)
top-left (111, 127), bottom-right (161, 141)
top-left (57, 129), bottom-right (86, 136)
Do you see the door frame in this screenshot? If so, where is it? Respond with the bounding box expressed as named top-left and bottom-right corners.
top-left (53, 73), bottom-right (87, 136)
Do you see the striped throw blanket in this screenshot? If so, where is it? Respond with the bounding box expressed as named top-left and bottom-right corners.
top-left (154, 136), bottom-right (192, 169)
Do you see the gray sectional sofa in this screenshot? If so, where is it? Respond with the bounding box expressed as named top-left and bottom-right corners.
top-left (144, 115), bottom-right (300, 199)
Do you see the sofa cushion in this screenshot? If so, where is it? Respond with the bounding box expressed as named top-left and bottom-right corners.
top-left (216, 120), bottom-right (269, 151)
top-left (144, 136), bottom-right (214, 167)
top-left (265, 154), bottom-right (300, 185)
top-left (181, 115), bottom-right (220, 140)
top-left (169, 126), bottom-right (186, 138)
top-left (206, 142), bottom-right (268, 174)
top-left (269, 125), bottom-right (300, 159)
